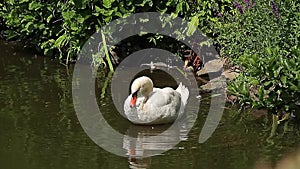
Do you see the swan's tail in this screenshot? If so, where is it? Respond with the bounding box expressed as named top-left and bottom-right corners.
top-left (176, 83), bottom-right (189, 105)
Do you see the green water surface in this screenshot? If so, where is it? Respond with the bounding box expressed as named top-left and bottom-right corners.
top-left (0, 41), bottom-right (299, 169)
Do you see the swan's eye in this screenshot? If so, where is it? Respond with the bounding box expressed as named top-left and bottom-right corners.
top-left (133, 90), bottom-right (138, 95)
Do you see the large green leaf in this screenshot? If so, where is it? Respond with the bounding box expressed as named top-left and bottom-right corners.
top-left (29, 1), bottom-right (42, 10)
top-left (62, 10), bottom-right (76, 21)
top-left (55, 34), bottom-right (67, 47)
top-left (187, 15), bottom-right (199, 36)
top-left (103, 0), bottom-right (114, 8)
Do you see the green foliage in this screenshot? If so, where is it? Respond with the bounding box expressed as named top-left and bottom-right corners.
top-left (218, 0), bottom-right (300, 117)
top-left (215, 0), bottom-right (300, 59)
top-left (0, 0), bottom-right (233, 63)
top-left (0, 0), bottom-right (147, 62)
top-left (229, 47), bottom-right (300, 113)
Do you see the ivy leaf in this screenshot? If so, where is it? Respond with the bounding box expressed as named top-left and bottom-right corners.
top-left (166, 0), bottom-right (175, 6)
top-left (70, 23), bottom-right (78, 31)
top-left (280, 76), bottom-right (287, 86)
top-left (103, 9), bottom-right (114, 16)
top-left (29, 2), bottom-right (42, 10)
top-left (95, 5), bottom-right (105, 13)
top-left (175, 2), bottom-right (183, 15)
top-left (250, 79), bottom-right (259, 85)
top-left (76, 17), bottom-right (85, 24)
top-left (135, 0), bottom-right (152, 7)
top-left (55, 34), bottom-right (67, 48)
top-left (46, 15), bottom-right (53, 23)
top-left (274, 66), bottom-right (282, 77)
top-left (62, 10), bottom-right (76, 21)
top-left (104, 16), bottom-right (112, 23)
top-left (103, 0), bottom-right (114, 8)
top-left (187, 15), bottom-right (199, 36)
top-left (38, 23), bottom-right (45, 30)
top-left (258, 86), bottom-right (265, 103)
top-left (289, 83), bottom-right (299, 91)
top-left (240, 81), bottom-right (248, 95)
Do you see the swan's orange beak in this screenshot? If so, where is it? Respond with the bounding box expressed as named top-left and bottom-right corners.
top-left (130, 94), bottom-right (137, 108)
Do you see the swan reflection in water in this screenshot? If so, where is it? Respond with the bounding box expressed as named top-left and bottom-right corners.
top-left (122, 123), bottom-right (188, 168)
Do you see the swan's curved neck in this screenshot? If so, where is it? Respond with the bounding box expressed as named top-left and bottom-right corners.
top-left (131, 76), bottom-right (153, 98)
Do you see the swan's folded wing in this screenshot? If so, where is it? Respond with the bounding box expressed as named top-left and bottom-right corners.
top-left (176, 83), bottom-right (189, 106)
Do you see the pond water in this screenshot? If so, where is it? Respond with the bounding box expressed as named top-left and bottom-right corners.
top-left (0, 41), bottom-right (300, 169)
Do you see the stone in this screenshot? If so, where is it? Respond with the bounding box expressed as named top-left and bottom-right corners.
top-left (221, 69), bottom-right (239, 81)
top-left (196, 59), bottom-right (223, 77)
top-left (199, 76), bottom-right (227, 93)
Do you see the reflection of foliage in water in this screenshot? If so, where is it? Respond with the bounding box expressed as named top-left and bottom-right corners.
top-left (0, 51), bottom-right (103, 168)
top-left (1, 41), bottom-right (300, 168)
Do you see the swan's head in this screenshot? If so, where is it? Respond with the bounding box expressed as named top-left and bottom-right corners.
top-left (130, 76), bottom-right (153, 107)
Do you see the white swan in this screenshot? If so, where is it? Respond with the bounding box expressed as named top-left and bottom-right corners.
top-left (124, 76), bottom-right (189, 125)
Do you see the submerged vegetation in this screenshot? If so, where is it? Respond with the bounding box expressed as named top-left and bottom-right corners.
top-left (0, 0), bottom-right (299, 133)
